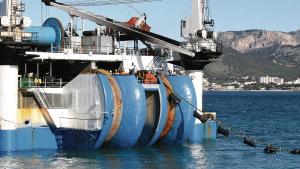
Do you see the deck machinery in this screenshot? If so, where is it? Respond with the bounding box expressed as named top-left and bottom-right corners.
top-left (0, 0), bottom-right (221, 151)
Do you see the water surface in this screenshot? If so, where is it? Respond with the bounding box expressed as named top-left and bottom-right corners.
top-left (1, 91), bottom-right (300, 169)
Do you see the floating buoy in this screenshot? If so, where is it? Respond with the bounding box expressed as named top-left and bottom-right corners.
top-left (289, 149), bottom-right (300, 154)
top-left (243, 137), bottom-right (256, 147)
top-left (264, 145), bottom-right (278, 154)
top-left (217, 126), bottom-right (229, 137)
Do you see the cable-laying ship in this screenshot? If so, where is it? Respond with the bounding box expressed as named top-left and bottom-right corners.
top-left (0, 0), bottom-right (222, 151)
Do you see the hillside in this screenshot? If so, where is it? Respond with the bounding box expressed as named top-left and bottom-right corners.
top-left (204, 30), bottom-right (300, 83)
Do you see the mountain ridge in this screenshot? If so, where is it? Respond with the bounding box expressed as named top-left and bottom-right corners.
top-left (204, 29), bottom-right (300, 83)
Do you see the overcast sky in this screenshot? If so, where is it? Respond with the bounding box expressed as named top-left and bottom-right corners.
top-left (24, 0), bottom-right (300, 40)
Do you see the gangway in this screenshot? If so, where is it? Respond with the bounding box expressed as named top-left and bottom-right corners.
top-left (42, 0), bottom-right (195, 57)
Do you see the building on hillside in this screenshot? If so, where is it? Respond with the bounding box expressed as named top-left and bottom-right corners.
top-left (259, 75), bottom-right (284, 85)
top-left (294, 78), bottom-right (300, 84)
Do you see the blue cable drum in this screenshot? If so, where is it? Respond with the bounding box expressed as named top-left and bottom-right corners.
top-left (24, 18), bottom-right (64, 50)
top-left (106, 75), bottom-right (146, 148)
top-left (136, 77), bottom-right (168, 147)
top-left (93, 74), bottom-right (114, 148)
top-left (159, 75), bottom-right (196, 144)
top-left (42, 17), bottom-right (64, 49)
top-left (24, 26), bottom-right (56, 45)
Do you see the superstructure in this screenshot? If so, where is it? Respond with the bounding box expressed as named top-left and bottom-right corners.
top-left (0, 0), bottom-right (221, 151)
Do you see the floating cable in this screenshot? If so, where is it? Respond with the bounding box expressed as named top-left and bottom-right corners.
top-left (160, 76), bottom-right (299, 155)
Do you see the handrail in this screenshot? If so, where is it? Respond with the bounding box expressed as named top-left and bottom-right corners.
top-left (19, 77), bottom-right (68, 89)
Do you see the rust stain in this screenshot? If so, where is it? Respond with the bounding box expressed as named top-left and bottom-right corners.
top-left (207, 125), bottom-right (212, 138)
top-left (18, 109), bottom-right (46, 124)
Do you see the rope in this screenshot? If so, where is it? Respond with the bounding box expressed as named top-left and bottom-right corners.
top-left (0, 117), bottom-right (23, 125)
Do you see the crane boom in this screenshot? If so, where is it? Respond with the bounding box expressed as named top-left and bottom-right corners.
top-left (42, 0), bottom-right (195, 57)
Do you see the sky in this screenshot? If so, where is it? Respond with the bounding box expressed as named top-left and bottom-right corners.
top-left (23, 0), bottom-right (300, 40)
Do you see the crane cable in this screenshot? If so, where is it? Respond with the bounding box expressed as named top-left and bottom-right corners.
top-left (59, 0), bottom-right (162, 6)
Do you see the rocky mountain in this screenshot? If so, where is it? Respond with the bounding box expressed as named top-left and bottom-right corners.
top-left (217, 30), bottom-right (300, 53)
top-left (204, 30), bottom-right (300, 83)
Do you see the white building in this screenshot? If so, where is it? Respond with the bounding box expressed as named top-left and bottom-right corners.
top-left (294, 78), bottom-right (300, 85)
top-left (259, 75), bottom-right (284, 85)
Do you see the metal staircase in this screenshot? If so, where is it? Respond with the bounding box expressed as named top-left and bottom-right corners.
top-left (146, 56), bottom-right (166, 71)
top-left (32, 87), bottom-right (53, 109)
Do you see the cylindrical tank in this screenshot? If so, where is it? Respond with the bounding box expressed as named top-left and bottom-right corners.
top-left (159, 75), bottom-right (197, 144)
top-left (187, 70), bottom-right (205, 142)
top-left (106, 75), bottom-right (146, 148)
top-left (24, 26), bottom-right (56, 45)
top-left (0, 65), bottom-right (18, 151)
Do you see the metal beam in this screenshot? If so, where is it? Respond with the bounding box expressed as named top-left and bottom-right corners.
top-left (43, 0), bottom-right (195, 57)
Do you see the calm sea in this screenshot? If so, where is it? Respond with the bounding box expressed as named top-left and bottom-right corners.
top-left (1, 91), bottom-right (300, 169)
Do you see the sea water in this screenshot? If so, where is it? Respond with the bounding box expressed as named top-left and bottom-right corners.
top-left (1, 91), bottom-right (300, 169)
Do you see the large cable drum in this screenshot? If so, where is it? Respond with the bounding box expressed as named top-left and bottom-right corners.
top-left (24, 26), bottom-right (57, 45)
top-left (136, 77), bottom-right (168, 147)
top-left (50, 74), bottom-right (114, 150)
top-left (24, 17), bottom-right (64, 48)
top-left (106, 75), bottom-right (146, 148)
top-left (159, 75), bottom-right (196, 144)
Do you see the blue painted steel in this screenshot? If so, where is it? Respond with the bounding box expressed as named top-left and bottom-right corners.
top-left (24, 18), bottom-right (63, 47)
top-left (107, 75), bottom-right (146, 148)
top-left (188, 121), bottom-right (217, 142)
top-left (16, 127), bottom-right (57, 150)
top-left (94, 74), bottom-right (114, 148)
top-left (137, 79), bottom-right (168, 147)
top-left (0, 127), bottom-right (57, 152)
top-left (0, 130), bottom-right (17, 151)
top-left (42, 17), bottom-right (64, 48)
top-left (160, 76), bottom-right (197, 144)
top-left (24, 27), bottom-right (56, 45)
top-left (53, 129), bottom-right (101, 151)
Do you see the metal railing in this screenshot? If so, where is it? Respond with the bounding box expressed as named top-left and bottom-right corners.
top-left (19, 77), bottom-right (68, 89)
top-left (58, 114), bottom-right (106, 131)
top-left (49, 42), bottom-right (113, 55)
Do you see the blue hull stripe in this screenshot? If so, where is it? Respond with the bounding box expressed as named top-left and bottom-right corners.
top-left (0, 127), bottom-right (57, 152)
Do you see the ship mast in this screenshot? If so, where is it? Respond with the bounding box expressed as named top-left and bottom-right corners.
top-left (191, 0), bottom-right (205, 37)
